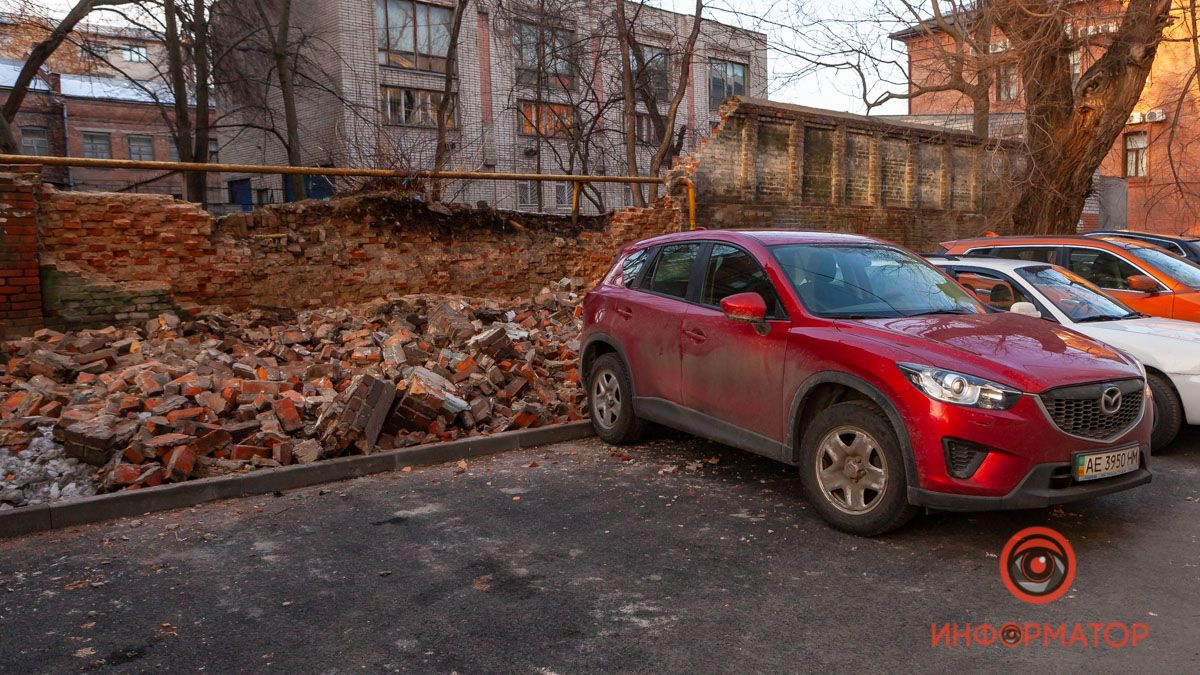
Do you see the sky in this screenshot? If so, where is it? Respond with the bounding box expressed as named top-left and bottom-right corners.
top-left (7, 0), bottom-right (910, 116)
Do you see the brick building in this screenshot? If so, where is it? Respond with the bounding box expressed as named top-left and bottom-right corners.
top-left (891, 1), bottom-right (1200, 234)
top-left (671, 98), bottom-right (1021, 250)
top-left (219, 0), bottom-right (767, 213)
top-left (0, 16), bottom-right (223, 204)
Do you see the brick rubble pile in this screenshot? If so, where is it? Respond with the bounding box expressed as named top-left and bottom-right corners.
top-left (0, 284), bottom-right (588, 508)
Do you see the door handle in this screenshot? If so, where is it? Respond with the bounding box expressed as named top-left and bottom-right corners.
top-left (615, 306), bottom-right (633, 319)
top-left (683, 328), bottom-right (707, 343)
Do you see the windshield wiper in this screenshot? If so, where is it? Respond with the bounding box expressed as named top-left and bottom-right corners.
top-left (1075, 315), bottom-right (1129, 323)
top-left (822, 313), bottom-right (879, 320)
top-left (903, 309), bottom-right (976, 317)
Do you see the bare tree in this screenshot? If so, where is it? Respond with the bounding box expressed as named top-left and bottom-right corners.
top-left (430, 0), bottom-right (470, 203)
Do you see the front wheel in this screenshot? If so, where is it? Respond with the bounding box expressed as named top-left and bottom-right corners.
top-left (588, 353), bottom-right (647, 445)
top-left (1148, 373), bottom-right (1183, 453)
top-left (798, 401), bottom-right (917, 536)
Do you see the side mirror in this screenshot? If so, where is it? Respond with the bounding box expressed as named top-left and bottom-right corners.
top-left (1127, 274), bottom-right (1158, 293)
top-left (1010, 301), bottom-right (1041, 318)
top-left (721, 292), bottom-right (768, 333)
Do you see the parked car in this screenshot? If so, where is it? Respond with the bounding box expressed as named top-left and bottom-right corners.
top-left (1084, 230), bottom-right (1200, 264)
top-left (941, 235), bottom-right (1200, 322)
top-left (930, 255), bottom-right (1200, 451)
top-left (582, 230), bottom-right (1152, 535)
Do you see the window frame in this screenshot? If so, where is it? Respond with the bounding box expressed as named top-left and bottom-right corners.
top-left (376, 0), bottom-right (455, 72)
top-left (514, 20), bottom-right (576, 89)
top-left (19, 126), bottom-right (50, 156)
top-left (81, 131), bottom-right (113, 159)
top-left (516, 180), bottom-right (538, 209)
top-left (708, 58), bottom-right (748, 111)
top-left (382, 86), bottom-right (456, 127)
top-left (127, 134), bottom-right (155, 161)
top-left (635, 43), bottom-right (669, 101)
top-left (635, 242), bottom-right (704, 302)
top-left (517, 100), bottom-right (574, 138)
top-left (1124, 131), bottom-right (1148, 179)
top-left (697, 242), bottom-right (789, 321)
top-left (121, 44), bottom-right (148, 63)
top-left (995, 62), bottom-right (1019, 101)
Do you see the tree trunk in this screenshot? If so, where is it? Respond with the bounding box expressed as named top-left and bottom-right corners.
top-left (163, 0), bottom-right (196, 194)
top-left (994, 0), bottom-right (1171, 233)
top-left (431, 0), bottom-right (469, 203)
top-left (189, 0), bottom-right (212, 205)
top-left (615, 0), bottom-right (644, 207)
top-left (271, 0), bottom-right (305, 201)
top-left (647, 0), bottom-right (702, 180)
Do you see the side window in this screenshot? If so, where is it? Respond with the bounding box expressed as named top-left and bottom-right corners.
top-left (701, 244), bottom-right (785, 318)
top-left (641, 243), bottom-right (700, 299)
top-left (985, 246), bottom-right (1058, 264)
top-left (1066, 248), bottom-right (1142, 290)
top-left (953, 270), bottom-right (1034, 311)
top-left (621, 249), bottom-right (649, 287)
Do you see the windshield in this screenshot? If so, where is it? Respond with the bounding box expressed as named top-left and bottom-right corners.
top-left (769, 244), bottom-right (983, 319)
top-left (1016, 265), bottom-right (1139, 323)
top-left (1129, 246), bottom-right (1200, 288)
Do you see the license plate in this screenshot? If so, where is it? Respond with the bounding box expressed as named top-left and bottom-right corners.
top-left (1074, 445), bottom-right (1141, 482)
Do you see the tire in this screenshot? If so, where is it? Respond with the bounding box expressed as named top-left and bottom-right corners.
top-left (798, 401), bottom-right (918, 536)
top-left (588, 353), bottom-right (647, 445)
top-left (1148, 373), bottom-right (1183, 453)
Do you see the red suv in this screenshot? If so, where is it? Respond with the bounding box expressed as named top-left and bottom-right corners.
top-left (582, 230), bottom-right (1152, 535)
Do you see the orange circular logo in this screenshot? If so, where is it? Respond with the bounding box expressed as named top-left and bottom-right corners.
top-left (999, 526), bottom-right (1076, 604)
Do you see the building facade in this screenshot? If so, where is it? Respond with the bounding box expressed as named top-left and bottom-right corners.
top-left (0, 15), bottom-right (223, 204)
top-left (220, 0), bottom-right (767, 213)
top-left (892, 1), bottom-right (1200, 234)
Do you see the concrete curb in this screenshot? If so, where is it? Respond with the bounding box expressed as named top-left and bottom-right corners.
top-left (0, 421), bottom-right (594, 539)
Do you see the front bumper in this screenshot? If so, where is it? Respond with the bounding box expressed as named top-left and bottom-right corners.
top-left (909, 462), bottom-right (1152, 511)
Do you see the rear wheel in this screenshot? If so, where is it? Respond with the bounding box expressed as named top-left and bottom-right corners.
top-left (588, 353), bottom-right (647, 445)
top-left (798, 401), bottom-right (917, 536)
top-left (1148, 373), bottom-right (1183, 453)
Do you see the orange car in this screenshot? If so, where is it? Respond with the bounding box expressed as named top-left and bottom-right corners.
top-left (941, 235), bottom-right (1200, 322)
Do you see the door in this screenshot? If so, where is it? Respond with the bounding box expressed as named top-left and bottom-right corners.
top-left (227, 178), bottom-right (252, 212)
top-left (681, 243), bottom-right (790, 443)
top-left (619, 242), bottom-right (702, 404)
top-left (1064, 246), bottom-right (1175, 317)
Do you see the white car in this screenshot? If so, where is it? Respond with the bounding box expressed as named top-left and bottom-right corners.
top-left (930, 255), bottom-right (1200, 450)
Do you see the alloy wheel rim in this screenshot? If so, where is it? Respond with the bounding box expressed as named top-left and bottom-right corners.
top-left (814, 426), bottom-right (887, 515)
top-left (592, 369), bottom-right (621, 429)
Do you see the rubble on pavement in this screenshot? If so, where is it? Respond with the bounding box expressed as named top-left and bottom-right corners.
top-left (0, 283), bottom-right (588, 507)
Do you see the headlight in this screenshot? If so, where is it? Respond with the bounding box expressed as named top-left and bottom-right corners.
top-left (898, 363), bottom-right (1021, 410)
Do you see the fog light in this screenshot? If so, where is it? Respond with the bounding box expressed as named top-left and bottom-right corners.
top-left (943, 438), bottom-right (988, 479)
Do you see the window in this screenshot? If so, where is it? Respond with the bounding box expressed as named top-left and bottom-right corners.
top-left (257, 188), bottom-right (274, 205)
top-left (702, 244), bottom-right (784, 318)
top-left (1125, 132), bottom-right (1148, 178)
top-left (996, 62), bottom-right (1019, 101)
top-left (82, 132), bottom-right (112, 159)
top-left (979, 246), bottom-right (1059, 264)
top-left (1066, 248), bottom-right (1144, 290)
top-left (208, 139), bottom-right (219, 163)
top-left (514, 21), bottom-right (575, 88)
top-left (376, 0), bottom-right (453, 71)
top-left (635, 112), bottom-right (661, 145)
top-left (382, 87), bottom-right (455, 127)
top-left (121, 44), bottom-right (148, 63)
top-left (642, 243), bottom-right (701, 299)
top-left (636, 44), bottom-right (669, 100)
top-left (950, 270), bottom-right (1034, 312)
top-left (1069, 50), bottom-right (1083, 87)
top-left (623, 185), bottom-right (634, 207)
top-left (20, 127), bottom-right (49, 156)
top-left (801, 126), bottom-right (833, 203)
top-left (709, 59), bottom-right (747, 111)
top-left (554, 182), bottom-right (570, 208)
top-left (621, 249), bottom-right (650, 287)
top-left (518, 100), bottom-right (573, 138)
top-left (1127, 246), bottom-right (1200, 289)
top-left (516, 180), bottom-right (538, 208)
top-left (127, 135), bottom-right (154, 161)
top-left (168, 142), bottom-right (180, 162)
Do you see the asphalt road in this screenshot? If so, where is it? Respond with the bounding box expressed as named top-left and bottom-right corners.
top-left (2, 428), bottom-right (1199, 673)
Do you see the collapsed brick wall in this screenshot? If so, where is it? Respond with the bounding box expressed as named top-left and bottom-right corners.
top-left (0, 167), bottom-right (43, 336)
top-left (670, 98), bottom-right (1023, 250)
top-left (3, 170), bottom-right (682, 331)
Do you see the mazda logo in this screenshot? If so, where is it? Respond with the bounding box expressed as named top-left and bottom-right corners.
top-left (1099, 386), bottom-right (1123, 415)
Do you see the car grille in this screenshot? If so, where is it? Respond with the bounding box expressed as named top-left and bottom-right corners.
top-left (1039, 379), bottom-right (1144, 441)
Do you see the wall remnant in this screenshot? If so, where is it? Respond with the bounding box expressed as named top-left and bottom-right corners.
top-left (0, 166), bottom-right (42, 336)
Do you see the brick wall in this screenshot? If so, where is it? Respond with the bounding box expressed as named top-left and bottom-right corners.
top-left (1, 169), bottom-right (681, 331)
top-left (671, 98), bottom-right (1023, 250)
top-left (0, 166), bottom-right (43, 336)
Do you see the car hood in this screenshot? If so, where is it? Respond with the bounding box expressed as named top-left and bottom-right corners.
top-left (845, 313), bottom-right (1140, 393)
top-left (1074, 316), bottom-right (1200, 375)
